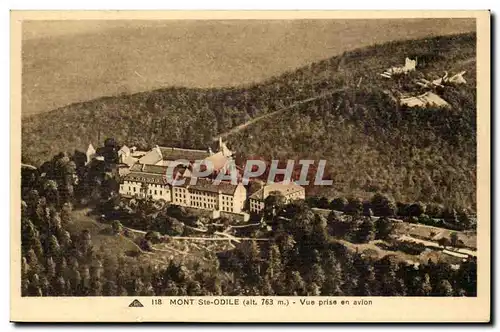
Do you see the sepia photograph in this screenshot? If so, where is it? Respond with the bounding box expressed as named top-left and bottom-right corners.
top-left (10, 10), bottom-right (491, 323)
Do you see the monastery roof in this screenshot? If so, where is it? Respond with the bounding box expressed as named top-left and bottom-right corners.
top-left (121, 155), bottom-right (138, 167)
top-left (202, 151), bottom-right (230, 171)
top-left (118, 145), bottom-right (130, 155)
top-left (178, 177), bottom-right (240, 195)
top-left (130, 163), bottom-right (169, 175)
top-left (138, 147), bottom-right (163, 165)
top-left (158, 146), bottom-right (210, 162)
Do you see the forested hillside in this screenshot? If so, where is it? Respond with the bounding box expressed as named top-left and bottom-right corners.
top-left (22, 33), bottom-right (476, 210)
top-left (21, 157), bottom-right (477, 297)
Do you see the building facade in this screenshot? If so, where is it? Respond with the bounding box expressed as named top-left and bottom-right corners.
top-left (116, 139), bottom-right (304, 218)
top-left (119, 163), bottom-right (247, 215)
top-left (248, 182), bottom-right (306, 214)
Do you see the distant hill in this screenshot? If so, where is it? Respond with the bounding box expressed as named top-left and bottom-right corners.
top-left (22, 32), bottom-right (477, 210)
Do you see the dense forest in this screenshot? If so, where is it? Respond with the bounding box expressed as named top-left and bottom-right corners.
top-left (22, 33), bottom-right (476, 211)
top-left (21, 142), bottom-right (476, 297)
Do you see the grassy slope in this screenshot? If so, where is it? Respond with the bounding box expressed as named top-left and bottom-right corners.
top-left (22, 33), bottom-right (477, 210)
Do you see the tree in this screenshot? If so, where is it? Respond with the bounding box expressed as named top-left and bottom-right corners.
top-left (21, 256), bottom-right (29, 279)
top-left (425, 203), bottom-right (444, 218)
top-left (165, 217), bottom-right (184, 236)
top-left (356, 218), bottom-right (375, 243)
top-left (101, 137), bottom-right (119, 164)
top-left (443, 207), bottom-right (459, 224)
top-left (436, 279), bottom-right (454, 296)
top-left (317, 197), bottom-right (330, 209)
top-left (43, 180), bottom-right (60, 206)
top-left (54, 276), bottom-right (67, 296)
top-left (240, 241), bottom-right (262, 288)
top-left (415, 274), bottom-right (432, 296)
top-left (407, 202), bottom-right (426, 217)
top-left (90, 279), bottom-right (103, 296)
top-left (164, 280), bottom-right (179, 296)
top-left (437, 237), bottom-right (450, 248)
top-left (330, 197), bottom-right (348, 212)
top-left (345, 197), bottom-right (363, 216)
top-left (60, 202), bottom-right (73, 224)
top-left (374, 217), bottom-right (394, 240)
top-left (145, 231), bottom-right (162, 244)
top-left (47, 235), bottom-right (61, 258)
top-left (286, 271), bottom-right (306, 296)
top-left (266, 244), bottom-right (283, 280)
top-left (45, 257), bottom-right (57, 278)
top-left (396, 202), bottom-right (410, 216)
top-left (21, 218), bottom-right (39, 254)
top-left (276, 233), bottom-right (296, 265)
top-left (306, 282), bottom-right (322, 296)
top-left (457, 210), bottom-right (473, 230)
top-left (103, 280), bottom-right (118, 296)
top-left (264, 191), bottom-right (286, 220)
top-left (370, 193), bottom-right (396, 217)
top-left (306, 263), bottom-right (326, 288)
top-left (355, 264), bottom-right (376, 296)
top-left (140, 238), bottom-right (153, 252)
top-left (26, 249), bottom-right (41, 276)
top-left (111, 220), bottom-right (123, 235)
top-left (78, 230), bottom-right (93, 258)
top-left (58, 230), bottom-right (73, 250)
top-left (450, 232), bottom-right (459, 248)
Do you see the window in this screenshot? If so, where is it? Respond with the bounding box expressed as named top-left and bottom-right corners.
top-left (133, 187), bottom-right (136, 192)
top-left (154, 190), bottom-right (157, 195)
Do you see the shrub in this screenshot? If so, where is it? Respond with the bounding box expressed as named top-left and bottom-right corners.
top-left (111, 220), bottom-right (123, 235)
top-left (145, 231), bottom-right (162, 244)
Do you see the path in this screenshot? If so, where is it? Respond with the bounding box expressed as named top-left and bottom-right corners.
top-left (213, 88), bottom-right (346, 141)
top-left (398, 234), bottom-right (476, 257)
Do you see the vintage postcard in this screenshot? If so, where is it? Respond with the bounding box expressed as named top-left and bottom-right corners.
top-left (10, 10), bottom-right (490, 323)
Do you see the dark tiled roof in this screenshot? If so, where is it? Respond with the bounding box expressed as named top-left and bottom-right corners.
top-left (178, 177), bottom-right (239, 195)
top-left (158, 147), bottom-right (210, 162)
top-left (249, 188), bottom-right (265, 200)
top-left (129, 163), bottom-right (169, 174)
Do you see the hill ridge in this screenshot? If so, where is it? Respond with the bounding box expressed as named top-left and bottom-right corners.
top-left (22, 32), bottom-right (477, 210)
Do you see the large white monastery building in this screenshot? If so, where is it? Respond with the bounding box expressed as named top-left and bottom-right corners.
top-left (87, 138), bottom-right (305, 217)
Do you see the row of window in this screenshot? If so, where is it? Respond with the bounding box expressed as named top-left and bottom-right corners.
top-left (192, 201), bottom-right (216, 209)
top-left (220, 204), bottom-right (234, 212)
top-left (249, 199), bottom-right (265, 212)
top-left (148, 189), bottom-right (166, 196)
top-left (121, 185), bottom-right (137, 193)
top-left (192, 195), bottom-right (216, 204)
